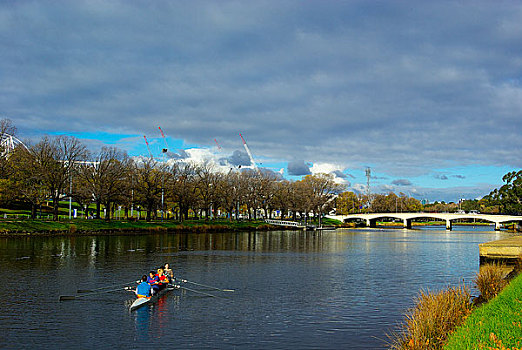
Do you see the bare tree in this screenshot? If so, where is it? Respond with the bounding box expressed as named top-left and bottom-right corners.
top-left (216, 170), bottom-right (241, 220)
top-left (195, 162), bottom-right (220, 219)
top-left (169, 162), bottom-right (198, 222)
top-left (134, 158), bottom-right (165, 221)
top-left (6, 146), bottom-right (48, 218)
top-left (299, 174), bottom-right (345, 226)
top-left (30, 136), bottom-right (87, 220)
top-left (77, 147), bottom-right (131, 221)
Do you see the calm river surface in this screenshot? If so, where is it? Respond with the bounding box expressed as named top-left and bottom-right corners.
top-left (0, 226), bottom-right (510, 349)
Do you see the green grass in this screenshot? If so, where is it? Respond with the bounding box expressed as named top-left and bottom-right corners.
top-left (0, 218), bottom-right (284, 235)
top-left (444, 273), bottom-right (522, 350)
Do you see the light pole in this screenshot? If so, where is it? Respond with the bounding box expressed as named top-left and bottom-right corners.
top-left (130, 174), bottom-right (134, 218)
top-left (68, 174), bottom-right (72, 220)
top-left (161, 149), bottom-right (167, 221)
top-left (365, 167), bottom-right (371, 212)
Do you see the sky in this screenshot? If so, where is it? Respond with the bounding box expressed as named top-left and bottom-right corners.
top-left (1, 0), bottom-right (521, 202)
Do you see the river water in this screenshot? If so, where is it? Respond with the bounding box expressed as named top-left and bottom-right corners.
top-left (0, 226), bottom-right (510, 349)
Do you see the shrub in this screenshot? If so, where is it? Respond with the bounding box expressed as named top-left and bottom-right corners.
top-left (389, 285), bottom-right (472, 350)
top-left (474, 263), bottom-right (507, 302)
top-left (69, 224), bottom-right (77, 233)
top-left (514, 254), bottom-right (522, 274)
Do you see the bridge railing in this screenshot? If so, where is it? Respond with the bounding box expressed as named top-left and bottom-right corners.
top-left (265, 219), bottom-right (303, 227)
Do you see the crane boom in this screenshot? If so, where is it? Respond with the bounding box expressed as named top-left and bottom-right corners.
top-left (239, 133), bottom-right (257, 170)
top-left (143, 135), bottom-right (154, 160)
top-left (158, 126), bottom-right (169, 153)
top-left (214, 138), bottom-right (222, 151)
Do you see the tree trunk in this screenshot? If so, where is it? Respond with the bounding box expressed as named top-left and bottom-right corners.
top-left (146, 205), bottom-right (152, 222)
top-left (31, 203), bottom-right (37, 219)
top-left (104, 201), bottom-right (111, 221)
top-left (53, 197), bottom-right (59, 221)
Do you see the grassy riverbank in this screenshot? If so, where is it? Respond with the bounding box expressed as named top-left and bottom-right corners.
top-left (444, 273), bottom-right (522, 349)
top-left (0, 219), bottom-right (286, 236)
top-left (0, 217), bottom-right (345, 236)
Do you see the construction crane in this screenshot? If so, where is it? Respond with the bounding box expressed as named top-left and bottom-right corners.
top-left (214, 138), bottom-right (222, 151)
top-left (143, 135), bottom-right (154, 160)
top-left (239, 133), bottom-right (258, 171)
top-left (158, 126), bottom-right (169, 154)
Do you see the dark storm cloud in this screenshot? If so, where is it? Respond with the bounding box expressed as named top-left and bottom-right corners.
top-left (166, 149), bottom-right (189, 160)
top-left (227, 150), bottom-right (251, 167)
top-left (392, 179), bottom-right (413, 186)
top-left (288, 160), bottom-right (312, 176)
top-left (434, 174), bottom-right (465, 180)
top-left (259, 167), bottom-right (284, 180)
top-left (331, 170), bottom-right (347, 179)
top-left (1, 0), bottom-right (521, 182)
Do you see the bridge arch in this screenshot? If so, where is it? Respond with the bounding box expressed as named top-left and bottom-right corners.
top-left (1, 133), bottom-right (28, 156)
top-left (328, 213), bottom-right (522, 231)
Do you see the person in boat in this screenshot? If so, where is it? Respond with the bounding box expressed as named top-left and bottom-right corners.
top-left (156, 268), bottom-right (170, 291)
top-left (135, 275), bottom-right (152, 298)
top-left (163, 263), bottom-right (174, 280)
top-left (147, 271), bottom-right (160, 295)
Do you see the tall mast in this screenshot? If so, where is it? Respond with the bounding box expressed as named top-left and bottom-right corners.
top-left (143, 135), bottom-right (154, 160)
top-left (365, 167), bottom-right (371, 211)
top-left (214, 138), bottom-right (222, 151)
top-left (158, 126), bottom-right (169, 154)
top-left (239, 133), bottom-right (257, 170)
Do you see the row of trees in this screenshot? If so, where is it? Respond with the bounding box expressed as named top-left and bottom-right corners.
top-left (335, 191), bottom-right (423, 214)
top-left (0, 120), bottom-right (345, 221)
top-left (2, 118), bottom-right (519, 221)
top-left (484, 170), bottom-right (522, 215)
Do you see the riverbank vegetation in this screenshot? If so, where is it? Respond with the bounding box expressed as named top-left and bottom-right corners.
top-left (0, 119), bottom-right (520, 226)
top-left (390, 285), bottom-right (472, 350)
top-left (391, 262), bottom-right (521, 349)
top-left (444, 272), bottom-right (522, 349)
top-left (0, 218), bottom-right (292, 236)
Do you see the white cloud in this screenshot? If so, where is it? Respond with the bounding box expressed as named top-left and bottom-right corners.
top-left (1, 0), bottom-right (520, 201)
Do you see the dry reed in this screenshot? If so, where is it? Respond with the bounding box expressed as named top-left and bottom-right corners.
top-left (474, 263), bottom-right (507, 302)
top-left (389, 285), bottom-right (472, 350)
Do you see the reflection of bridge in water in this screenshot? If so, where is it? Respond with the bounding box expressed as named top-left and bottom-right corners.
top-left (327, 213), bottom-right (522, 231)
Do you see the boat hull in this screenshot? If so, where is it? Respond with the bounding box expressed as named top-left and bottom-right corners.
top-left (129, 286), bottom-right (176, 311)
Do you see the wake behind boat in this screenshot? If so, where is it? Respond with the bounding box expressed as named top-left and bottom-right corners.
top-left (129, 284), bottom-right (179, 312)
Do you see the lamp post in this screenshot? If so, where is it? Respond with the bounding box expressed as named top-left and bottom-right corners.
top-left (68, 174), bottom-right (72, 220)
top-left (130, 174), bottom-right (134, 218)
top-left (161, 149), bottom-right (167, 221)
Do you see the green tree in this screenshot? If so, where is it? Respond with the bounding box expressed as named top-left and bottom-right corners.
top-left (489, 170), bottom-right (522, 214)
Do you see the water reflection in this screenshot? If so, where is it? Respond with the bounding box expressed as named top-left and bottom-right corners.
top-left (0, 231), bottom-right (350, 268)
top-left (0, 228), bottom-right (512, 349)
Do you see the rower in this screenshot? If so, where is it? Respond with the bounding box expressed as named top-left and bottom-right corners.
top-left (163, 263), bottom-right (174, 280)
top-left (135, 275), bottom-right (152, 298)
top-left (156, 268), bottom-right (169, 291)
top-left (147, 271), bottom-right (160, 295)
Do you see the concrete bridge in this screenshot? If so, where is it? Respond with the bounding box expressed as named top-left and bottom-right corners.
top-left (326, 213), bottom-right (522, 230)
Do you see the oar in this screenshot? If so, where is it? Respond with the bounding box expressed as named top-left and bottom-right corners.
top-left (59, 287), bottom-right (130, 301)
top-left (77, 280), bottom-right (138, 294)
top-left (180, 279), bottom-right (234, 292)
top-left (179, 286), bottom-right (219, 298)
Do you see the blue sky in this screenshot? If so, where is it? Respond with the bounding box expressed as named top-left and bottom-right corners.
top-left (1, 1), bottom-right (521, 202)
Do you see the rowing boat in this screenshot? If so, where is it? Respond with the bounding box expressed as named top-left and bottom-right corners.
top-left (129, 285), bottom-right (178, 311)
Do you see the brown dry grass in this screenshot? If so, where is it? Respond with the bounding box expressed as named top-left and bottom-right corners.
top-left (474, 263), bottom-right (508, 302)
top-left (389, 285), bottom-right (472, 350)
top-left (514, 254), bottom-right (522, 274)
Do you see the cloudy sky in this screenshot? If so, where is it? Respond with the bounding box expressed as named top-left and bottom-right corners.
top-left (1, 0), bottom-right (521, 202)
